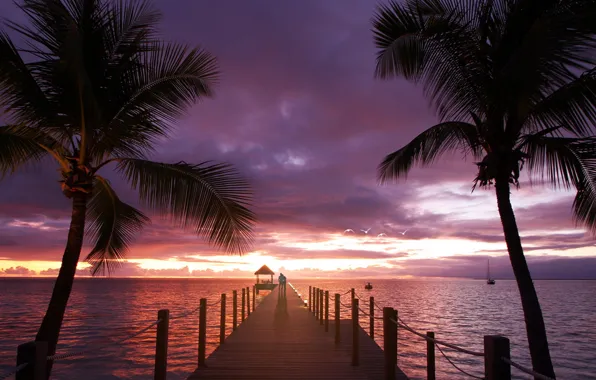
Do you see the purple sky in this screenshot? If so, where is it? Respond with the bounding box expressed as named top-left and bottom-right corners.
top-left (0, 0), bottom-right (594, 279)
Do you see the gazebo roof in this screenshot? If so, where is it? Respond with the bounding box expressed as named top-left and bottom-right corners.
top-left (254, 265), bottom-right (275, 275)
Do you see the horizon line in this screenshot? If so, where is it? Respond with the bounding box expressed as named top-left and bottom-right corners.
top-left (1, 275), bottom-right (596, 281)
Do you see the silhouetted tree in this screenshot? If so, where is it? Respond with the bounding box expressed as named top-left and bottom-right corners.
top-left (372, 0), bottom-right (596, 377)
top-left (0, 0), bottom-right (256, 377)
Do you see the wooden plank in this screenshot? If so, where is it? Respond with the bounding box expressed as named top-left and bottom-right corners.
top-left (187, 287), bottom-right (409, 380)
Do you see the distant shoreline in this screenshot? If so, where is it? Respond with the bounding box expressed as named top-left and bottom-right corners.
top-left (1, 276), bottom-right (595, 281)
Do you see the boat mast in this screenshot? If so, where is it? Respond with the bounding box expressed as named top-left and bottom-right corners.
top-left (487, 259), bottom-right (490, 280)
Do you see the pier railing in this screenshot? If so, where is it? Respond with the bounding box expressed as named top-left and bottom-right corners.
top-left (1, 285), bottom-right (262, 380)
top-left (303, 285), bottom-right (555, 380)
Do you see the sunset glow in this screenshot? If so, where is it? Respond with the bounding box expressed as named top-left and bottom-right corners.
top-left (0, 0), bottom-right (594, 281)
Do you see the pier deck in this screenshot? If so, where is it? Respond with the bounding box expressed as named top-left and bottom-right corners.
top-left (187, 287), bottom-right (408, 379)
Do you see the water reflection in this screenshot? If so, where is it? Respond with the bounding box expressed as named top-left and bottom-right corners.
top-left (1, 278), bottom-right (594, 379)
top-left (292, 279), bottom-right (596, 380)
top-left (0, 278), bottom-right (256, 380)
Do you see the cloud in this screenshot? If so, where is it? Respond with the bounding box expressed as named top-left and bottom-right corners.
top-left (1, 266), bottom-right (37, 276)
top-left (0, 0), bottom-right (592, 280)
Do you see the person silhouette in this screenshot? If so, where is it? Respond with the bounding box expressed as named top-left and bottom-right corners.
top-left (278, 272), bottom-right (287, 298)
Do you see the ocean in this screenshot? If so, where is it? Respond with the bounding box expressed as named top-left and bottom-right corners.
top-left (0, 278), bottom-right (594, 379)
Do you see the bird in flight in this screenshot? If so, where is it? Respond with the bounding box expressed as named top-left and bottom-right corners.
top-left (399, 229), bottom-right (409, 235)
top-left (361, 228), bottom-right (372, 234)
top-left (377, 233), bottom-right (387, 237)
top-left (343, 229), bottom-right (355, 234)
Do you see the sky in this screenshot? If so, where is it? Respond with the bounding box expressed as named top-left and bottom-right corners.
top-left (0, 0), bottom-right (594, 280)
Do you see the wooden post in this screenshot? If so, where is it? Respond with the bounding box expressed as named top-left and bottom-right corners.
top-left (369, 296), bottom-right (374, 339)
top-left (232, 290), bottom-right (238, 331)
top-left (317, 288), bottom-right (321, 319)
top-left (351, 298), bottom-right (359, 366)
top-left (484, 335), bottom-right (511, 380)
top-left (311, 286), bottom-right (317, 315)
top-left (198, 298), bottom-right (207, 367)
top-left (334, 293), bottom-right (340, 344)
top-left (396, 309), bottom-right (399, 358)
top-left (319, 289), bottom-right (324, 325)
top-left (219, 293), bottom-right (226, 344)
top-left (154, 309), bottom-right (169, 380)
top-left (309, 286), bottom-right (312, 312)
top-left (351, 288), bottom-right (355, 302)
top-left (246, 286), bottom-right (251, 316)
top-left (383, 307), bottom-right (397, 380)
top-left (427, 332), bottom-right (435, 380)
top-left (315, 288), bottom-right (318, 319)
top-left (325, 290), bottom-right (329, 332)
top-left (16, 341), bottom-right (47, 380)
top-left (252, 286), bottom-right (256, 310)
top-left (241, 288), bottom-right (246, 322)
top-left (314, 287), bottom-right (318, 317)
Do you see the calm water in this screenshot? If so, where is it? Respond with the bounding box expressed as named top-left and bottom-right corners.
top-left (0, 278), bottom-right (594, 379)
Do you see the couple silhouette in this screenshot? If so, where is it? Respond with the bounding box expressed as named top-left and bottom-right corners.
top-left (278, 272), bottom-right (287, 298)
top-left (275, 273), bottom-right (288, 320)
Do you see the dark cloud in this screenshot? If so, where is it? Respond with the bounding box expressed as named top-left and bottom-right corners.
top-left (0, 0), bottom-right (592, 279)
top-left (263, 246), bottom-right (402, 261)
top-left (387, 255), bottom-right (596, 280)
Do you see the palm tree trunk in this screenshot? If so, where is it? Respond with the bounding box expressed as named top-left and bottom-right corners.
top-left (35, 193), bottom-right (87, 379)
top-left (494, 178), bottom-right (556, 379)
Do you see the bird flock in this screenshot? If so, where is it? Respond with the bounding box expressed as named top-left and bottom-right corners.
top-left (343, 228), bottom-right (408, 238)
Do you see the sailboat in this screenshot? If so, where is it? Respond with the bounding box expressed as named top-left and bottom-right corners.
top-left (486, 259), bottom-right (496, 285)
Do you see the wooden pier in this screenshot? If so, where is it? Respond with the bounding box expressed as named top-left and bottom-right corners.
top-left (187, 287), bottom-right (408, 379)
top-left (8, 283), bottom-right (518, 380)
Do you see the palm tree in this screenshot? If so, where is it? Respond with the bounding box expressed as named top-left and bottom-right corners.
top-left (372, 0), bottom-right (596, 377)
top-left (0, 0), bottom-right (256, 376)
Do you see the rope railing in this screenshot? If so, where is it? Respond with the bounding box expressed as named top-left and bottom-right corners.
top-left (356, 289), bottom-right (491, 379)
top-left (502, 357), bottom-right (555, 380)
top-left (305, 285), bottom-right (556, 380)
top-left (169, 305), bottom-right (202, 320)
top-left (0, 363), bottom-right (28, 380)
top-left (390, 316), bottom-right (484, 357)
top-left (2, 284), bottom-right (263, 380)
top-left (48, 318), bottom-right (162, 362)
top-left (352, 290), bottom-right (485, 357)
top-left (389, 315), bottom-right (488, 379)
top-left (0, 318), bottom-right (163, 379)
top-left (207, 298), bottom-right (222, 307)
top-left (434, 343), bottom-right (485, 380)
top-left (358, 307), bottom-right (370, 317)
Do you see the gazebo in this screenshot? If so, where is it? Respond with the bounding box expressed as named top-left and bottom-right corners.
top-left (254, 265), bottom-right (277, 294)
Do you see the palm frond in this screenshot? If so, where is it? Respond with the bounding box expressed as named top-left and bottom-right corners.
top-left (521, 134), bottom-right (596, 189)
top-left (372, 0), bottom-right (426, 80)
top-left (4, 0), bottom-right (109, 147)
top-left (372, 0), bottom-right (488, 120)
top-left (110, 41), bottom-right (219, 124)
top-left (9, 0), bottom-right (78, 57)
top-left (93, 42), bottom-right (219, 159)
top-left (573, 176), bottom-right (596, 234)
top-left (0, 125), bottom-right (69, 177)
top-left (0, 30), bottom-right (57, 132)
top-left (90, 111), bottom-right (163, 163)
top-left (104, 0), bottom-right (161, 62)
top-left (85, 175), bottom-right (149, 276)
top-left (494, 0), bottom-right (596, 131)
top-left (117, 159), bottom-right (256, 254)
top-left (525, 67), bottom-right (596, 136)
top-left (520, 134), bottom-right (596, 234)
top-left (378, 121), bottom-right (482, 183)
top-left (496, 0), bottom-right (596, 88)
